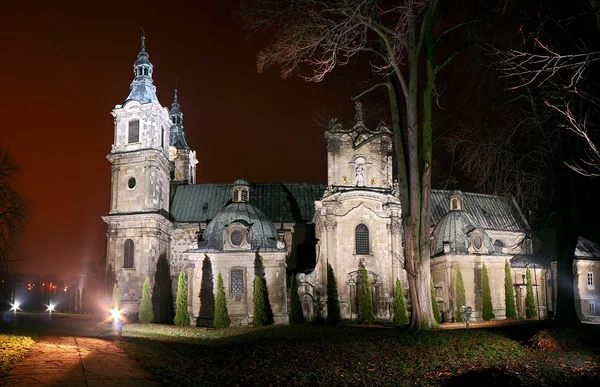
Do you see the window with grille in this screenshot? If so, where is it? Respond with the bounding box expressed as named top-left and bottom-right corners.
top-left (355, 224), bottom-right (370, 255)
top-left (128, 120), bottom-right (140, 143)
top-left (241, 189), bottom-right (248, 202)
top-left (591, 302), bottom-right (596, 316)
top-left (123, 239), bottom-right (134, 268)
top-left (588, 272), bottom-right (594, 289)
top-left (231, 269), bottom-right (244, 293)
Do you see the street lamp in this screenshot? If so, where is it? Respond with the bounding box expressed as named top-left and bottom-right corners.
top-left (46, 302), bottom-right (55, 313)
top-left (10, 300), bottom-right (20, 312)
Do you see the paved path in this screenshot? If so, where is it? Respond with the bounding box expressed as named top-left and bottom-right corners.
top-left (4, 335), bottom-right (161, 386)
top-left (2, 314), bottom-right (162, 386)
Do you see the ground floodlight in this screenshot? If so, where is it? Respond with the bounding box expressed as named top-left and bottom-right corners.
top-left (11, 301), bottom-right (20, 311)
top-left (47, 303), bottom-right (55, 312)
top-left (110, 307), bottom-right (121, 320)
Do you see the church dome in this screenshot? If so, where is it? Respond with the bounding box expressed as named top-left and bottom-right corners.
top-left (198, 182), bottom-right (282, 251)
top-left (431, 210), bottom-right (494, 256)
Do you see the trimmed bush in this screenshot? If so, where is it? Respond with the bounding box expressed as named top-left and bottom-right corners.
top-left (289, 275), bottom-right (305, 325)
top-left (139, 279), bottom-right (154, 323)
top-left (481, 264), bottom-right (495, 320)
top-left (112, 283), bottom-right (120, 309)
top-left (455, 268), bottom-right (466, 323)
top-left (431, 280), bottom-right (442, 324)
top-left (504, 260), bottom-right (517, 319)
top-left (174, 271), bottom-right (190, 326)
top-left (358, 265), bottom-right (375, 325)
top-left (326, 263), bottom-right (341, 325)
top-left (213, 272), bottom-right (230, 328)
top-left (198, 255), bottom-right (215, 326)
top-left (526, 265), bottom-right (537, 319)
top-left (253, 274), bottom-right (274, 326)
top-left (393, 278), bottom-right (409, 326)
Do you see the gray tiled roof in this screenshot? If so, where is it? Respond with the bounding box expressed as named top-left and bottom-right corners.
top-left (431, 190), bottom-right (527, 231)
top-left (170, 183), bottom-right (326, 223)
top-left (575, 236), bottom-right (600, 260)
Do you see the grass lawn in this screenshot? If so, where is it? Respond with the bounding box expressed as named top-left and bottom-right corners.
top-left (0, 334), bottom-right (34, 377)
top-left (110, 321), bottom-right (600, 386)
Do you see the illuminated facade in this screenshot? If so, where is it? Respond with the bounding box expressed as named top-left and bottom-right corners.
top-left (103, 35), bottom-right (600, 325)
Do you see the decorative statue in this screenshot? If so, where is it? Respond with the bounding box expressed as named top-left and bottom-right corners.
top-left (355, 164), bottom-right (365, 186)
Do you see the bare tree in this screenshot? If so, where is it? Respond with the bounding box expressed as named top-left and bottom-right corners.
top-left (0, 145), bottom-right (30, 293)
top-left (240, 0), bottom-right (477, 329)
top-left (448, 0), bottom-right (600, 324)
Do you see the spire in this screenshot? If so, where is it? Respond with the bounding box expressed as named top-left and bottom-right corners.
top-left (124, 29), bottom-right (159, 104)
top-left (170, 88), bottom-right (189, 149)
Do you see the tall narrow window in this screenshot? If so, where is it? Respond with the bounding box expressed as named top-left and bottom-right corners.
top-left (241, 189), bottom-right (248, 202)
top-left (161, 126), bottom-right (164, 148)
top-left (590, 302), bottom-right (596, 316)
top-left (123, 239), bottom-right (134, 268)
top-left (231, 269), bottom-right (244, 293)
top-left (355, 224), bottom-right (370, 255)
top-left (588, 272), bottom-right (594, 289)
top-left (128, 120), bottom-right (140, 143)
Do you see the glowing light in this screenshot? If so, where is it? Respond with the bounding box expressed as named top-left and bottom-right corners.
top-left (109, 308), bottom-right (121, 320)
top-left (47, 303), bottom-right (55, 312)
top-left (11, 301), bottom-right (20, 311)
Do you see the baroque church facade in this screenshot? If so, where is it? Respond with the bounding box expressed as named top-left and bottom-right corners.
top-left (103, 36), bottom-right (600, 325)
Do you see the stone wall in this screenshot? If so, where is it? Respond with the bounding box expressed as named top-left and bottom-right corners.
top-left (189, 251), bottom-right (288, 326)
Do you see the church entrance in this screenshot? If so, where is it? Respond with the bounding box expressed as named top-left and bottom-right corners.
top-left (348, 270), bottom-right (381, 318)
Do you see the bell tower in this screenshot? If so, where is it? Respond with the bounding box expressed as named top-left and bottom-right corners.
top-left (102, 32), bottom-right (173, 313)
top-left (168, 89), bottom-right (198, 184)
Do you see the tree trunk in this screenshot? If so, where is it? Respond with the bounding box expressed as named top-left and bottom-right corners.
top-left (554, 161), bottom-right (580, 325)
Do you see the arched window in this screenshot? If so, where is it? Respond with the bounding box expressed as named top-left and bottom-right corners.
top-left (124, 239), bottom-right (134, 268)
top-left (355, 224), bottom-right (370, 255)
top-left (233, 189), bottom-right (239, 202)
top-left (128, 120), bottom-right (140, 143)
top-left (494, 239), bottom-right (504, 253)
top-left (241, 189), bottom-right (248, 202)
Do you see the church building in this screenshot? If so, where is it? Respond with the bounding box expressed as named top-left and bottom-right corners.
top-left (103, 35), bottom-right (600, 325)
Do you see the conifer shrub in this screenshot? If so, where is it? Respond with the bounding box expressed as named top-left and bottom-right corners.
top-left (358, 265), bottom-right (375, 324)
top-left (213, 272), bottom-right (231, 328)
top-left (455, 268), bottom-right (466, 322)
top-left (481, 264), bottom-right (495, 320)
top-left (198, 255), bottom-right (215, 326)
top-left (289, 275), bottom-right (305, 325)
top-left (393, 278), bottom-right (409, 326)
top-left (174, 271), bottom-right (190, 326)
top-left (526, 265), bottom-right (537, 319)
top-left (112, 283), bottom-right (120, 309)
top-left (253, 274), bottom-right (274, 326)
top-left (139, 279), bottom-right (154, 323)
top-left (504, 260), bottom-right (517, 319)
top-left (326, 263), bottom-right (341, 325)
top-left (431, 280), bottom-right (442, 324)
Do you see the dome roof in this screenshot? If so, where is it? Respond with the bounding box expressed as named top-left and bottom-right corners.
top-left (431, 210), bottom-right (494, 256)
top-left (198, 202), bottom-right (281, 251)
top-left (233, 178), bottom-right (249, 186)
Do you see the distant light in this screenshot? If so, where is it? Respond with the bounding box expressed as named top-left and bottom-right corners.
top-left (109, 308), bottom-right (121, 320)
top-left (11, 301), bottom-right (20, 311)
top-left (47, 303), bottom-right (55, 312)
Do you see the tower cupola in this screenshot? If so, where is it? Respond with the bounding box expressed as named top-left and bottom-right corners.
top-left (232, 179), bottom-right (250, 203)
top-left (449, 190), bottom-right (464, 211)
top-left (125, 31), bottom-right (159, 104)
top-left (169, 89), bottom-right (189, 149)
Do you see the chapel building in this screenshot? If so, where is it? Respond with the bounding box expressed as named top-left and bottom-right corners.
top-left (103, 35), bottom-right (600, 325)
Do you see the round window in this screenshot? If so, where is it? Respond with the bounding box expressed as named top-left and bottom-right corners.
top-left (473, 235), bottom-right (482, 250)
top-left (230, 229), bottom-right (244, 247)
top-left (128, 177), bottom-right (136, 189)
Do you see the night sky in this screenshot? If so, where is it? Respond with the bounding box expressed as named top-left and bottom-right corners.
top-left (1, 0), bottom-right (353, 280)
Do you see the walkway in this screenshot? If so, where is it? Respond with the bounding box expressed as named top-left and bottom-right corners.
top-left (3, 335), bottom-right (161, 386)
